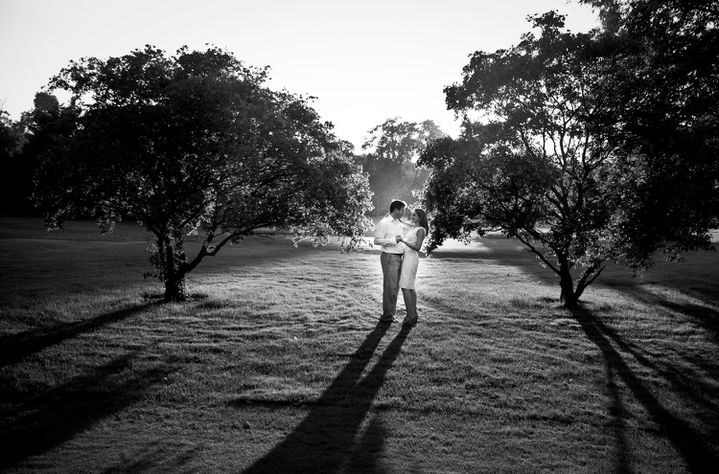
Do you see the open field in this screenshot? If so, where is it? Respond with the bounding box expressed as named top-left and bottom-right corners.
top-left (1, 217), bottom-right (718, 473)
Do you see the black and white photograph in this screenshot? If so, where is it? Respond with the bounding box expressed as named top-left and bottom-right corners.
top-left (1, 0), bottom-right (718, 472)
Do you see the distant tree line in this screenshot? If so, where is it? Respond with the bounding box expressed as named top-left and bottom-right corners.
top-left (356, 118), bottom-right (445, 215)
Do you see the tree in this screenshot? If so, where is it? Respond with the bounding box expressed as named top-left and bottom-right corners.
top-left (1, 93), bottom-right (81, 217)
top-left (0, 110), bottom-right (19, 158)
top-left (0, 108), bottom-right (31, 215)
top-left (420, 10), bottom-right (718, 307)
top-left (358, 118), bottom-right (444, 214)
top-left (577, 0), bottom-right (719, 262)
top-left (35, 45), bottom-right (373, 301)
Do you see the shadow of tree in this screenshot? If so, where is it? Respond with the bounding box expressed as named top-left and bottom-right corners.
top-left (588, 294), bottom-right (719, 416)
top-left (240, 322), bottom-right (413, 473)
top-left (0, 350), bottom-right (174, 470)
top-left (438, 237), bottom-right (719, 471)
top-left (622, 287), bottom-right (719, 346)
top-left (466, 237), bottom-right (719, 410)
top-left (661, 300), bottom-right (719, 341)
top-left (572, 307), bottom-right (719, 474)
top-left (0, 303), bottom-right (156, 367)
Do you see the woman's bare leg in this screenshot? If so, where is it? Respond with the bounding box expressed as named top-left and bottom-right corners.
top-left (401, 288), bottom-right (411, 319)
top-left (402, 288), bottom-right (418, 322)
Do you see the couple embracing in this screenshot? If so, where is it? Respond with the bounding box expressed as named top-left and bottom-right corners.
top-left (373, 199), bottom-right (429, 325)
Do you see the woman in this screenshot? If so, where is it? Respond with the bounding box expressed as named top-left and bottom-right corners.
top-left (396, 208), bottom-right (428, 325)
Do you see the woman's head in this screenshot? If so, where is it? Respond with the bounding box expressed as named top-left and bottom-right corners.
top-left (411, 208), bottom-right (429, 233)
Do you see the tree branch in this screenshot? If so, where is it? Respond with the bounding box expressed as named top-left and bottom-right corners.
top-left (575, 263), bottom-right (607, 299)
top-left (514, 232), bottom-right (561, 275)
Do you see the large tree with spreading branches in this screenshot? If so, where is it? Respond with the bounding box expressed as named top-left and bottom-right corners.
top-left (34, 45), bottom-right (373, 301)
top-left (420, 7), bottom-right (719, 307)
top-left (578, 0), bottom-right (719, 262)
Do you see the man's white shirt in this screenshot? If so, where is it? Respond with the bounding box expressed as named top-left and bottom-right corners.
top-left (374, 215), bottom-right (406, 254)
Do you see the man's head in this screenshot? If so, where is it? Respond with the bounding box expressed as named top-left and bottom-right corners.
top-left (389, 200), bottom-right (406, 219)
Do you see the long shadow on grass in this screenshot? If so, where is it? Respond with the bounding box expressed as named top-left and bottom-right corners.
top-left (466, 238), bottom-right (719, 412)
top-left (573, 307), bottom-right (719, 474)
top-left (0, 303), bottom-right (155, 368)
top-left (588, 293), bottom-right (719, 416)
top-left (442, 237), bottom-right (719, 469)
top-left (572, 279), bottom-right (719, 417)
top-left (613, 284), bottom-right (719, 347)
top-left (0, 351), bottom-right (173, 470)
top-left (240, 322), bottom-right (412, 473)
top-left (660, 299), bottom-right (719, 344)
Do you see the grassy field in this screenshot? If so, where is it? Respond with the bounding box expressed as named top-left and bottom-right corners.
top-left (1, 217), bottom-right (718, 473)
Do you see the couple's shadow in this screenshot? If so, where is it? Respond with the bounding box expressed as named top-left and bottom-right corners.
top-left (242, 321), bottom-right (413, 473)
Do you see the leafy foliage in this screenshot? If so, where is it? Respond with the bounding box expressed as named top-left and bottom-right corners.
top-left (35, 45), bottom-right (373, 301)
top-left (579, 0), bottom-right (719, 262)
top-left (0, 107), bottom-right (34, 216)
top-left (357, 118), bottom-right (444, 214)
top-left (421, 8), bottom-right (719, 306)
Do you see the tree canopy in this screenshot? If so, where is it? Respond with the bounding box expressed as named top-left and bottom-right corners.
top-left (34, 45), bottom-right (373, 301)
top-left (0, 107), bottom-right (33, 216)
top-left (420, 6), bottom-right (719, 307)
top-left (358, 118), bottom-right (444, 214)
top-left (578, 0), bottom-right (719, 262)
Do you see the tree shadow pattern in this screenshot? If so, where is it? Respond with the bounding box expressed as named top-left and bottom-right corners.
top-left (240, 322), bottom-right (412, 473)
top-left (619, 285), bottom-right (719, 347)
top-left (0, 303), bottom-right (155, 368)
top-left (433, 238), bottom-right (719, 472)
top-left (573, 307), bottom-right (719, 474)
top-left (0, 350), bottom-right (174, 470)
top-left (462, 240), bottom-right (719, 401)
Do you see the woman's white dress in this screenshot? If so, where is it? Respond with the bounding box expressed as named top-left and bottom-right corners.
top-left (399, 226), bottom-right (422, 289)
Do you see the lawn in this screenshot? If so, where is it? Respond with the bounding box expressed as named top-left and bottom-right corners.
top-left (1, 217), bottom-right (718, 473)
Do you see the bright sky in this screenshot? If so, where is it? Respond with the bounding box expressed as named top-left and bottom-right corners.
top-left (0, 0), bottom-right (599, 150)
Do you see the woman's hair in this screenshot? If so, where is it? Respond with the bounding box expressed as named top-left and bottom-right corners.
top-left (414, 208), bottom-right (429, 234)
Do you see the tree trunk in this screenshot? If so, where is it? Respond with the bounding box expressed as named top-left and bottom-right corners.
top-left (164, 272), bottom-right (188, 301)
top-left (558, 256), bottom-right (580, 308)
top-left (159, 234), bottom-right (190, 302)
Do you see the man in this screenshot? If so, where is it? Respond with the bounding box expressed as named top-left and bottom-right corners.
top-left (374, 200), bottom-right (406, 323)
